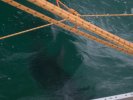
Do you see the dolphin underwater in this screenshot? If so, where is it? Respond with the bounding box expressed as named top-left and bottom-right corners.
top-left (29, 29), bottom-right (83, 91)
top-left (28, 27), bottom-right (96, 99)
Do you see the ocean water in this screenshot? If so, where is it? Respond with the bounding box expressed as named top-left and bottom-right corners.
top-left (0, 0), bottom-right (133, 100)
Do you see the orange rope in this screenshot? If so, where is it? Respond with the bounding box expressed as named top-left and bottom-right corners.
top-left (1, 0), bottom-right (133, 55)
top-left (0, 19), bottom-right (66, 40)
top-left (29, 0), bottom-right (133, 51)
top-left (80, 13), bottom-right (133, 17)
top-left (58, 1), bottom-right (133, 17)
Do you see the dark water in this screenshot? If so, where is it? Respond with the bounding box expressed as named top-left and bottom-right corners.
top-left (0, 0), bottom-right (133, 100)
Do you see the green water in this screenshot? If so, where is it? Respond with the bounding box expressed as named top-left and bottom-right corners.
top-left (0, 0), bottom-right (133, 100)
